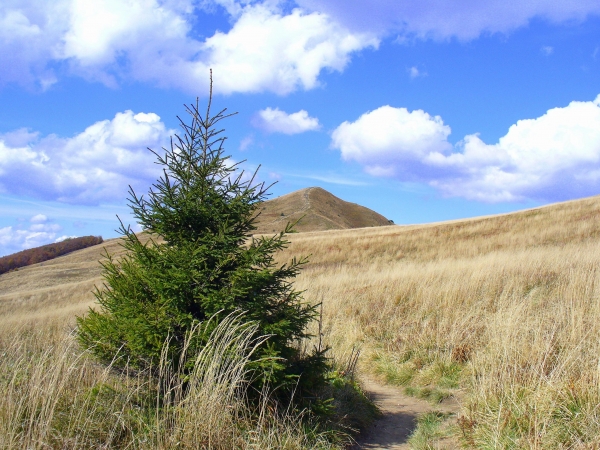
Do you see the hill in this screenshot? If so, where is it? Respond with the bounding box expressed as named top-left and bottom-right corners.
top-left (3, 194), bottom-right (600, 447)
top-left (0, 235), bottom-right (103, 275)
top-left (253, 187), bottom-right (392, 233)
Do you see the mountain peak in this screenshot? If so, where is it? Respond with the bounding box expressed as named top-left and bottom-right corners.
top-left (254, 187), bottom-right (392, 234)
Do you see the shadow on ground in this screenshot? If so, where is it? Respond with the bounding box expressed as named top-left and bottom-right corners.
top-left (351, 410), bottom-right (417, 449)
top-left (349, 378), bottom-right (460, 450)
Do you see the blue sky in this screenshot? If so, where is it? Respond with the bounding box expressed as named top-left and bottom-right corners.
top-left (1, 0), bottom-right (600, 256)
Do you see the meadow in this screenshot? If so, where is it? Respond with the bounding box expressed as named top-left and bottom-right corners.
top-left (285, 195), bottom-right (600, 447)
top-left (2, 194), bottom-right (600, 447)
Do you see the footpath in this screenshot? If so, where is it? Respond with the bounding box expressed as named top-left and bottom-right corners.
top-left (352, 379), bottom-right (460, 449)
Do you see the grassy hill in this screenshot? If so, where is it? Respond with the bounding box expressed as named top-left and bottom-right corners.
top-left (3, 193), bottom-right (600, 447)
top-left (0, 235), bottom-right (103, 275)
top-left (253, 186), bottom-right (392, 234)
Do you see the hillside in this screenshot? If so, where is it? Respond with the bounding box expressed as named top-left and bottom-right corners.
top-left (253, 187), bottom-right (392, 233)
top-left (3, 193), bottom-right (600, 447)
top-left (0, 235), bottom-right (103, 275)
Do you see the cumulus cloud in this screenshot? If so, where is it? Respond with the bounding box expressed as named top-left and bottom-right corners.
top-left (332, 105), bottom-right (451, 178)
top-left (297, 0), bottom-right (600, 40)
top-left (0, 1), bottom-right (68, 89)
top-left (203, 5), bottom-right (378, 94)
top-left (0, 214), bottom-right (64, 256)
top-left (0, 0), bottom-right (378, 94)
top-left (252, 107), bottom-right (321, 134)
top-left (2, 1), bottom-right (599, 92)
top-left (332, 95), bottom-right (600, 202)
top-left (0, 111), bottom-right (174, 204)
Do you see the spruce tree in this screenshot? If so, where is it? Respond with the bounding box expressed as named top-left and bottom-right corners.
top-left (77, 79), bottom-right (328, 405)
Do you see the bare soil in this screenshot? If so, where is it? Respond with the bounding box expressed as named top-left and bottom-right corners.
top-left (352, 379), bottom-right (460, 450)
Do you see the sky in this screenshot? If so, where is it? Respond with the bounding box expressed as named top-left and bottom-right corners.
top-left (1, 0), bottom-right (600, 256)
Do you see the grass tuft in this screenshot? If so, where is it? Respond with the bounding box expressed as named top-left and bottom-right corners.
top-left (408, 410), bottom-right (455, 449)
top-left (0, 315), bottom-right (350, 449)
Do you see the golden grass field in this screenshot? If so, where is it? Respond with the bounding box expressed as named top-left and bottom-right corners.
top-left (0, 236), bottom-right (353, 449)
top-left (2, 193), bottom-right (600, 447)
top-left (285, 195), bottom-right (600, 448)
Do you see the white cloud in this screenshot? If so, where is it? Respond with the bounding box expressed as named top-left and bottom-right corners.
top-left (0, 214), bottom-right (64, 256)
top-left (1, 1), bottom-right (599, 92)
top-left (202, 5), bottom-right (378, 95)
top-left (296, 0), bottom-right (600, 40)
top-left (30, 213), bottom-right (48, 223)
top-left (61, 0), bottom-right (197, 88)
top-left (30, 223), bottom-right (61, 232)
top-left (0, 227), bottom-right (55, 255)
top-left (55, 235), bottom-right (77, 242)
top-left (0, 1), bottom-right (68, 89)
top-left (62, 0), bottom-right (188, 66)
top-left (252, 107), bottom-right (321, 134)
top-left (0, 111), bottom-right (174, 204)
top-left (408, 66), bottom-right (426, 78)
top-left (331, 105), bottom-right (451, 178)
top-left (0, 128), bottom-right (39, 147)
top-left (541, 45), bottom-right (554, 55)
top-left (332, 95), bottom-right (600, 202)
top-left (0, 1), bottom-right (378, 94)
top-left (239, 134), bottom-right (254, 151)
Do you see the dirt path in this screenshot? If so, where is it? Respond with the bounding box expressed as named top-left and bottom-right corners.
top-left (352, 379), bottom-right (460, 449)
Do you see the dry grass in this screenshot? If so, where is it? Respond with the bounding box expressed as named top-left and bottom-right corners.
top-left (253, 187), bottom-right (391, 234)
top-left (0, 234), bottom-right (141, 328)
top-left (0, 313), bottom-right (341, 449)
top-left (0, 237), bottom-right (361, 449)
top-left (3, 194), bottom-right (600, 447)
top-left (278, 195), bottom-right (600, 447)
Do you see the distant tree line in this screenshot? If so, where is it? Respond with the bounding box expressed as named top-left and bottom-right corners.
top-left (0, 236), bottom-right (103, 275)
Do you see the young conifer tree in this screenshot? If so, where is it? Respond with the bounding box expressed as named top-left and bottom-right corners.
top-left (77, 76), bottom-right (328, 404)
